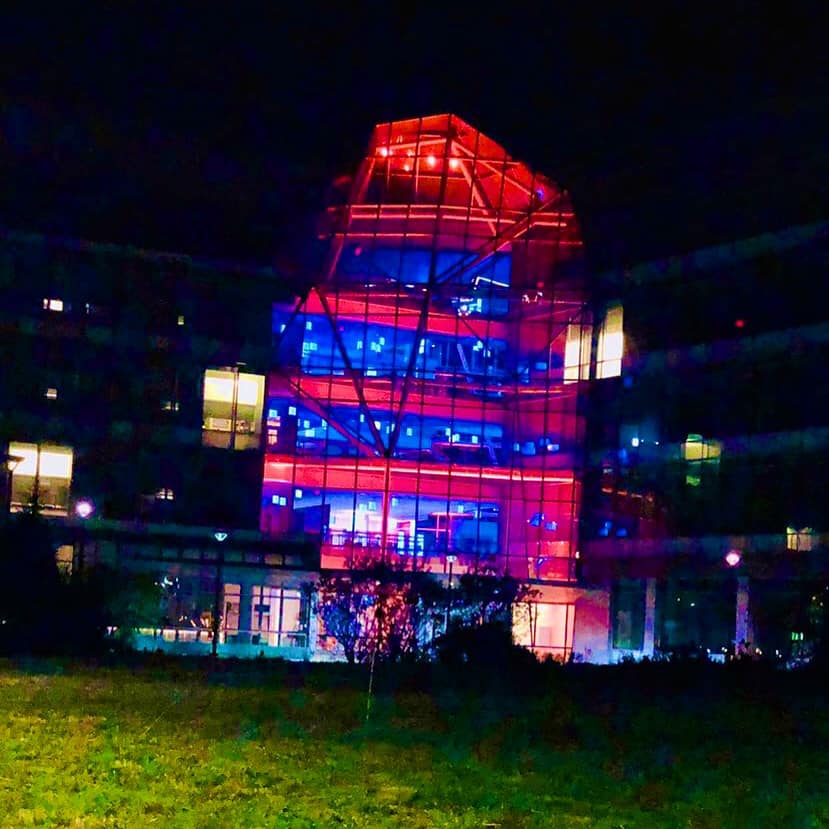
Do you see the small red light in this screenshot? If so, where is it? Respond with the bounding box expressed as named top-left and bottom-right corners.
top-left (735, 319), bottom-right (745, 329)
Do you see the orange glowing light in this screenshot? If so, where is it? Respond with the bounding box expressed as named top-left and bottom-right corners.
top-left (426, 154), bottom-right (437, 166)
top-left (379, 147), bottom-right (389, 157)
top-left (449, 158), bottom-right (459, 170)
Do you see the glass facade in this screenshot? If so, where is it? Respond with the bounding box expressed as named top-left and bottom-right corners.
top-left (261, 114), bottom-right (588, 582)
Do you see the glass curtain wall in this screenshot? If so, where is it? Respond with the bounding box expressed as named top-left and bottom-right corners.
top-left (263, 114), bottom-right (588, 582)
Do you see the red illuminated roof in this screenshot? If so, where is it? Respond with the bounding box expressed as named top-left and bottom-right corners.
top-left (322, 113), bottom-right (582, 285)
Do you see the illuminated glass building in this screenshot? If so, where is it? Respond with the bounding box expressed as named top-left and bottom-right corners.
top-left (262, 115), bottom-right (613, 659)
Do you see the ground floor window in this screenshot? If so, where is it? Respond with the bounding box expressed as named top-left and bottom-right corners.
top-left (513, 601), bottom-right (575, 661)
top-left (220, 583), bottom-right (305, 647)
top-left (250, 586), bottom-right (304, 646)
top-left (657, 579), bottom-right (734, 654)
top-left (612, 579), bottom-right (645, 650)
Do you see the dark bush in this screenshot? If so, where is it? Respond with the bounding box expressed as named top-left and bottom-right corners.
top-left (435, 621), bottom-right (541, 689)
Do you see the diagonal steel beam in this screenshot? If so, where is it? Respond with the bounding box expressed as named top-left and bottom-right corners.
top-left (269, 372), bottom-right (379, 457)
top-left (433, 192), bottom-right (566, 288)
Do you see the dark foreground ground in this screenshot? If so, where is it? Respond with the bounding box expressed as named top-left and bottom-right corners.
top-left (1, 657), bottom-right (827, 828)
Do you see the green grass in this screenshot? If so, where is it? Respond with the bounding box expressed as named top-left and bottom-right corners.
top-left (0, 660), bottom-right (828, 827)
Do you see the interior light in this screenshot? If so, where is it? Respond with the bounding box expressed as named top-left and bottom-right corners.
top-left (403, 163), bottom-right (411, 172)
top-left (725, 550), bottom-right (742, 567)
top-left (213, 531), bottom-right (228, 542)
top-left (631, 437), bottom-right (640, 447)
top-left (449, 158), bottom-right (459, 170)
top-left (379, 147), bottom-right (388, 157)
top-left (426, 155), bottom-right (436, 166)
top-left (45, 388), bottom-right (58, 400)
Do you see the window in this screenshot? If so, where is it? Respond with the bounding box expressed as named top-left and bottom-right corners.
top-left (786, 527), bottom-right (815, 551)
top-left (596, 304), bottom-right (623, 378)
top-left (682, 434), bottom-right (722, 486)
top-left (42, 298), bottom-right (64, 312)
top-left (202, 368), bottom-right (265, 450)
top-left (248, 586), bottom-right (305, 647)
top-left (513, 602), bottom-right (575, 660)
top-left (563, 321), bottom-right (592, 383)
top-left (222, 584), bottom-right (241, 637)
top-left (8, 442), bottom-right (73, 515)
top-left (612, 580), bottom-right (645, 650)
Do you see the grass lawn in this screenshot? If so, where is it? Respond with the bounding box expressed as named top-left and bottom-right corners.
top-left (0, 660), bottom-right (828, 828)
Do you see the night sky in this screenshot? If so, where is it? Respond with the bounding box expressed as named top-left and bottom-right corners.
top-left (1, 6), bottom-right (826, 275)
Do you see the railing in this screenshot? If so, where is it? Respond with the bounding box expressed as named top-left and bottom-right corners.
top-left (132, 626), bottom-right (309, 649)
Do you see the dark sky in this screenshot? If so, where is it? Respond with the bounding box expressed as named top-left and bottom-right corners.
top-left (1, 5), bottom-right (826, 272)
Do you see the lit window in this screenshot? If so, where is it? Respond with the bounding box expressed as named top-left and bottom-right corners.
top-left (564, 322), bottom-right (592, 383)
top-left (8, 442), bottom-right (73, 514)
top-left (155, 488), bottom-right (175, 501)
top-left (161, 400), bottom-right (180, 412)
top-left (513, 602), bottom-right (574, 658)
top-left (202, 368), bottom-right (265, 450)
top-left (596, 305), bottom-right (623, 379)
top-left (248, 586), bottom-right (304, 647)
top-left (45, 388), bottom-right (58, 400)
top-left (787, 527), bottom-right (815, 551)
top-left (682, 434), bottom-right (722, 486)
top-left (42, 298), bottom-right (64, 312)
top-left (177, 315), bottom-right (185, 326)
top-left (55, 544), bottom-right (74, 575)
